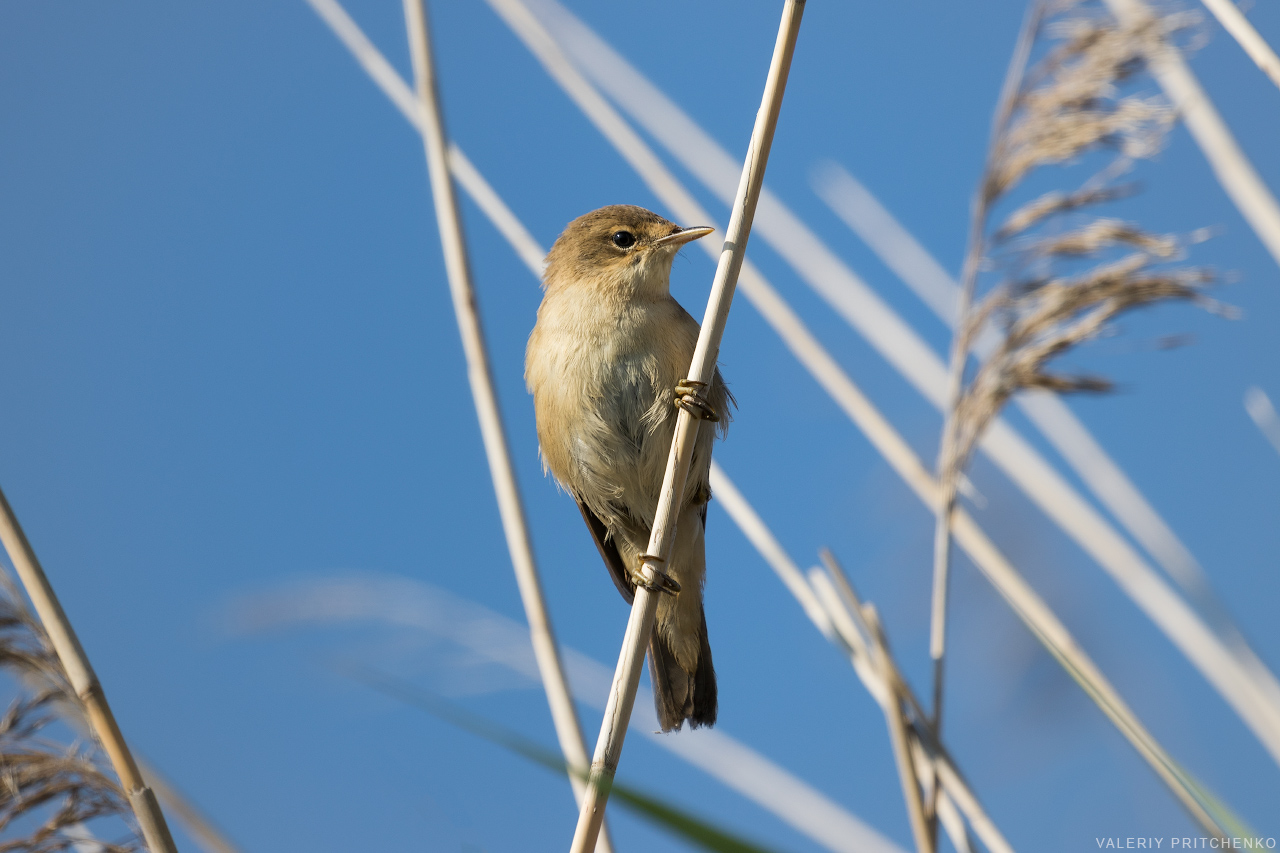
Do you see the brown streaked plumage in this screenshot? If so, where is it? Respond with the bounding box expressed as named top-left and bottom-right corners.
top-left (525, 204), bottom-right (731, 732)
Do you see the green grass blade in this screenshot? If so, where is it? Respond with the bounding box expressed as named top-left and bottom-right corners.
top-left (338, 663), bottom-right (789, 853)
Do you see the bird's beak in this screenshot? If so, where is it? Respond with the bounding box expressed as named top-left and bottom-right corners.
top-left (654, 226), bottom-right (715, 248)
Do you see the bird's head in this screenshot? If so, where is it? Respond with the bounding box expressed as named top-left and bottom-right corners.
top-left (543, 205), bottom-right (714, 301)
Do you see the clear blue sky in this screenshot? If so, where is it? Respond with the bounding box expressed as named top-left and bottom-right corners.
top-left (0, 1), bottom-right (1278, 851)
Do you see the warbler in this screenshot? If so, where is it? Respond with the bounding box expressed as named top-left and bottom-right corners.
top-left (525, 205), bottom-right (731, 732)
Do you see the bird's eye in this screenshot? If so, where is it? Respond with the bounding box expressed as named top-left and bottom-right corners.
top-left (611, 230), bottom-right (637, 249)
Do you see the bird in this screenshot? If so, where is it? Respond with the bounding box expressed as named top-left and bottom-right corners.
top-left (525, 204), bottom-right (731, 732)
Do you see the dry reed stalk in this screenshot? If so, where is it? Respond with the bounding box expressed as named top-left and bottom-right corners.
top-left (928, 0), bottom-right (1042, 782)
top-left (804, 555), bottom-right (1010, 853)
top-left (1245, 387), bottom-right (1280, 457)
top-left (1104, 0), bottom-right (1280, 267)
top-left (819, 550), bottom-right (998, 850)
top-left (568, 5), bottom-right (804, 850)
top-left (0, 489), bottom-right (178, 853)
top-left (711, 465), bottom-right (992, 852)
top-left (398, 3), bottom-right (612, 850)
top-left (866, 606), bottom-right (933, 853)
top-left (136, 763), bottom-right (239, 853)
top-left (1198, 0), bottom-right (1280, 90)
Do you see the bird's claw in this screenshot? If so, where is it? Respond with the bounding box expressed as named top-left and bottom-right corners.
top-left (633, 554), bottom-right (681, 595)
top-left (674, 379), bottom-right (719, 422)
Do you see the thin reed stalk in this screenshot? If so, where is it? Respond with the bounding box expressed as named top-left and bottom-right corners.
top-left (0, 487), bottom-right (179, 853)
top-left (139, 762), bottom-right (240, 853)
top-left (806, 552), bottom-right (1011, 853)
top-left (927, 0), bottom-right (1042, 775)
top-left (399, 3), bottom-right (612, 850)
top-left (1246, 387), bottom-right (1280, 457)
top-left (867, 605), bottom-right (933, 853)
top-left (568, 5), bottom-right (804, 850)
top-left (927, 9), bottom-right (1039, 841)
top-left (1198, 0), bottom-right (1280, 91)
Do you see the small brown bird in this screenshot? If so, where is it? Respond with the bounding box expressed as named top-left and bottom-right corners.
top-left (526, 205), bottom-right (731, 732)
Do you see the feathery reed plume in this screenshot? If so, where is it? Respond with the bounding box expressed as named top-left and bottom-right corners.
top-left (930, 0), bottom-right (1220, 820)
top-left (0, 574), bottom-right (138, 853)
top-left (811, 159), bottom-right (1280, 767)
top-left (0, 572), bottom-right (236, 853)
top-left (0, 697), bottom-right (133, 853)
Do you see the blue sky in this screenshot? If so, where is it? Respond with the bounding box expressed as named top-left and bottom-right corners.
top-left (1, 1), bottom-right (1279, 851)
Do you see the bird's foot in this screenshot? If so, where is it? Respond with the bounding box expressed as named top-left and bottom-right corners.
top-left (632, 554), bottom-right (682, 596)
top-left (674, 379), bottom-right (719, 421)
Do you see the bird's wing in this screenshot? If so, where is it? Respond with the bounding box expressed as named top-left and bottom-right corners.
top-left (576, 499), bottom-right (636, 605)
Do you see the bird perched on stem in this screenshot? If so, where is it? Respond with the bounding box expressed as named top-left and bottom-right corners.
top-left (526, 205), bottom-right (731, 732)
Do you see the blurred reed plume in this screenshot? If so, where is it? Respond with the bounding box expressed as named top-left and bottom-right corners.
top-left (930, 0), bottom-right (1224, 828)
top-left (933, 0), bottom-right (1214, 669)
top-left (0, 573), bottom-right (137, 853)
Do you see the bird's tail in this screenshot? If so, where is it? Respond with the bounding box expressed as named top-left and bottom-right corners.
top-left (648, 607), bottom-right (716, 732)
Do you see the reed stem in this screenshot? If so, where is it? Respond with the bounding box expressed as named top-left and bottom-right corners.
top-left (926, 7), bottom-right (1041, 840)
top-left (401, 4), bottom-right (612, 850)
top-left (568, 4), bottom-right (804, 850)
top-left (1198, 0), bottom-right (1280, 94)
top-left (866, 603), bottom-right (934, 853)
top-left (810, 551), bottom-right (1011, 853)
top-left (0, 485), bottom-right (179, 853)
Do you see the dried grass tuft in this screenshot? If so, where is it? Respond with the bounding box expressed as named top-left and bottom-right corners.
top-left (942, 0), bottom-right (1220, 482)
top-left (0, 576), bottom-right (137, 853)
top-left (984, 7), bottom-right (1188, 200)
top-left (939, 0), bottom-right (1221, 563)
top-left (948, 256), bottom-right (1213, 476)
top-left (929, 0), bottom-right (1226, 834)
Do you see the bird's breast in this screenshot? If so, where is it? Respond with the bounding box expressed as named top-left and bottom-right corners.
top-left (526, 293), bottom-right (696, 509)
